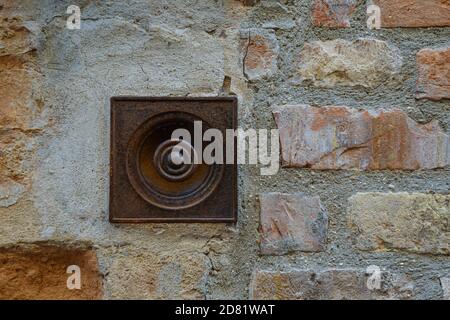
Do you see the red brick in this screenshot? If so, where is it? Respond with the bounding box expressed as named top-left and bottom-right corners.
top-left (242, 29), bottom-right (279, 81)
top-left (273, 105), bottom-right (450, 170)
top-left (416, 47), bottom-right (450, 101)
top-left (259, 193), bottom-right (327, 255)
top-left (312, 0), bottom-right (356, 28)
top-left (0, 245), bottom-right (103, 299)
top-left (373, 0), bottom-right (450, 28)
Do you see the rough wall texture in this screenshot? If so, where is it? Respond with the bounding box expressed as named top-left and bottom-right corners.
top-left (0, 0), bottom-right (449, 300)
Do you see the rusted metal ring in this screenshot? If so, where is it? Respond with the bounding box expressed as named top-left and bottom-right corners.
top-left (153, 139), bottom-right (198, 182)
top-left (126, 112), bottom-right (224, 210)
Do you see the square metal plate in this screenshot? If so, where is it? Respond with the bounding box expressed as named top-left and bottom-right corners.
top-left (110, 96), bottom-right (237, 223)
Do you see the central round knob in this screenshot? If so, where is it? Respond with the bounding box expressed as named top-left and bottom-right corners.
top-left (167, 152), bottom-right (183, 169)
top-left (153, 139), bottom-right (197, 182)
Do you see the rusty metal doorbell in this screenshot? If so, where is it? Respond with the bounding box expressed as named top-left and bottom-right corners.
top-left (110, 97), bottom-right (237, 223)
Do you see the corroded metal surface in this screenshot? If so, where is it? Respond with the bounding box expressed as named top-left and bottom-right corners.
top-left (110, 97), bottom-right (237, 223)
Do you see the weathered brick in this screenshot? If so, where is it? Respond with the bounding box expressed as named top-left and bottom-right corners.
top-left (0, 245), bottom-right (103, 299)
top-left (0, 56), bottom-right (40, 131)
top-left (297, 38), bottom-right (402, 88)
top-left (416, 47), bottom-right (450, 101)
top-left (272, 105), bottom-right (450, 170)
top-left (106, 251), bottom-right (211, 299)
top-left (259, 193), bottom-right (328, 255)
top-left (250, 269), bottom-right (414, 300)
top-left (348, 193), bottom-right (450, 255)
top-left (241, 29), bottom-right (279, 81)
top-left (0, 16), bottom-right (40, 132)
top-left (373, 0), bottom-right (450, 28)
top-left (0, 128), bottom-right (30, 206)
top-left (0, 131), bottom-right (32, 182)
top-left (0, 16), bottom-right (43, 207)
top-left (250, 1), bottom-right (295, 30)
top-left (312, 0), bottom-right (356, 28)
top-left (0, 17), bottom-right (37, 56)
top-left (441, 277), bottom-right (450, 300)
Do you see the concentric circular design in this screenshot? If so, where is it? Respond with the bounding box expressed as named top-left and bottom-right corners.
top-left (126, 112), bottom-right (224, 210)
top-left (153, 139), bottom-right (198, 182)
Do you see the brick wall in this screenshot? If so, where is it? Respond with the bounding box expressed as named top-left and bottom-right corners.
top-left (0, 0), bottom-right (449, 299)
